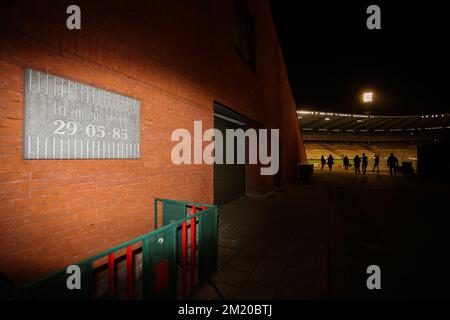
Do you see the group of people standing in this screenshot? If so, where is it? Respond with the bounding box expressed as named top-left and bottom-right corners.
top-left (320, 153), bottom-right (399, 176)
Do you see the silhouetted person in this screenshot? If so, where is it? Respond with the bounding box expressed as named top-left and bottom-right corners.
top-left (343, 156), bottom-right (350, 170)
top-left (320, 155), bottom-right (326, 171)
top-left (353, 155), bottom-right (361, 174)
top-left (361, 153), bottom-right (368, 175)
top-left (327, 154), bottom-right (334, 171)
top-left (387, 153), bottom-right (399, 176)
top-left (372, 154), bottom-right (380, 173)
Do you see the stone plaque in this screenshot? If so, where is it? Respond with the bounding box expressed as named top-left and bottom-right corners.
top-left (24, 68), bottom-right (140, 159)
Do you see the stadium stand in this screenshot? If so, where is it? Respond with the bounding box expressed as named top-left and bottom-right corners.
top-left (297, 110), bottom-right (450, 171)
top-left (304, 141), bottom-right (417, 170)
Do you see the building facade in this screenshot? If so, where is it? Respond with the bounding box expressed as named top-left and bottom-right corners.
top-left (0, 0), bottom-right (306, 283)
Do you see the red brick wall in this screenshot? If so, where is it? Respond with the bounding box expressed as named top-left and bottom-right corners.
top-left (0, 0), bottom-right (305, 283)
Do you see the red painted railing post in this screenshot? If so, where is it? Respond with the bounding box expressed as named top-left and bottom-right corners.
top-left (108, 253), bottom-right (115, 294)
top-left (182, 219), bottom-right (187, 298)
top-left (190, 206), bottom-right (196, 289)
top-left (126, 246), bottom-right (133, 299)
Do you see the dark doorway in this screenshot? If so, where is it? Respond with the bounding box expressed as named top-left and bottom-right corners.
top-left (213, 114), bottom-right (246, 206)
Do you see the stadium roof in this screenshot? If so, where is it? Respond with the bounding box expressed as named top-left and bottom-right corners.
top-left (298, 110), bottom-right (450, 134)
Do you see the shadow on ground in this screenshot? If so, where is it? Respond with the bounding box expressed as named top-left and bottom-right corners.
top-left (191, 170), bottom-right (450, 300)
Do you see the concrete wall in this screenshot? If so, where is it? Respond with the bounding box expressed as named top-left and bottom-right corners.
top-left (0, 0), bottom-right (305, 283)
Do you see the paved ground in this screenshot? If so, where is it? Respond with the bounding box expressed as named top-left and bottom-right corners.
top-left (192, 169), bottom-right (450, 300)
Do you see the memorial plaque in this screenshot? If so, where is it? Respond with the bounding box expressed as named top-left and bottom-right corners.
top-left (23, 68), bottom-right (140, 159)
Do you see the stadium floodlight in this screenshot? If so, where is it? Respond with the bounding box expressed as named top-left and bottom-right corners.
top-left (363, 91), bottom-right (373, 103)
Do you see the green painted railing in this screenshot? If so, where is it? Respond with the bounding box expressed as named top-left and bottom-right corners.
top-left (23, 198), bottom-right (218, 300)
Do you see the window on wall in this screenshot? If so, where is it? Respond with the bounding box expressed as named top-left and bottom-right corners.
top-left (234, 0), bottom-right (256, 69)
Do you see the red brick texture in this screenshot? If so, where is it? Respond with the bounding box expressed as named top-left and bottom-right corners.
top-left (0, 0), bottom-right (306, 283)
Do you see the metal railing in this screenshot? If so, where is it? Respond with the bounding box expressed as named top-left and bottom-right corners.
top-left (23, 198), bottom-right (218, 300)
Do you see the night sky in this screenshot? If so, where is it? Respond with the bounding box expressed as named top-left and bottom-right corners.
top-left (269, 2), bottom-right (449, 116)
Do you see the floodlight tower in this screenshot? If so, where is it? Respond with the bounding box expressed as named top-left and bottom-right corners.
top-left (362, 91), bottom-right (374, 115)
